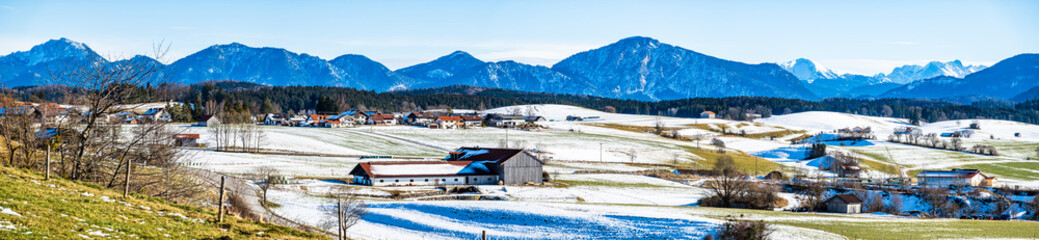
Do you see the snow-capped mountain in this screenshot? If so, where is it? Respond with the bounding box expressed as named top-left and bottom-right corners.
top-left (778, 58), bottom-right (986, 98)
top-left (552, 36), bottom-right (817, 100)
top-left (878, 60), bottom-right (986, 84)
top-left (0, 38), bottom-right (106, 87)
top-left (394, 51), bottom-right (590, 95)
top-left (880, 54), bottom-right (1038, 100)
top-left (165, 43), bottom-right (366, 88)
top-left (778, 58), bottom-right (839, 83)
top-left (1, 37), bottom-right (1029, 102)
top-left (329, 54), bottom-right (415, 91)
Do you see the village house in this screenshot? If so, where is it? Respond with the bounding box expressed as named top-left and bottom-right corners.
top-left (198, 115), bottom-right (221, 127)
top-left (916, 169), bottom-right (997, 187)
top-left (460, 115), bottom-right (483, 128)
top-left (485, 113), bottom-right (526, 128)
top-left (825, 194), bottom-right (862, 214)
top-left (370, 113), bottom-right (396, 125)
top-left (173, 134), bottom-right (200, 147)
top-left (525, 116), bottom-right (546, 123)
top-left (350, 147), bottom-right (544, 186)
top-left (140, 108), bottom-right (170, 123)
top-left (407, 112), bottom-right (439, 126)
top-left (700, 111), bottom-right (716, 119)
top-left (434, 116), bottom-right (463, 129)
top-left (264, 113), bottom-right (287, 125)
top-left (305, 114), bottom-right (334, 127)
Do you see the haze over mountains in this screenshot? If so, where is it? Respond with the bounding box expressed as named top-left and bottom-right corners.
top-left (1, 37), bottom-right (1036, 103)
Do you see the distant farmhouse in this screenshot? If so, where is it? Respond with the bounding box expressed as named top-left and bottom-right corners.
top-left (825, 194), bottom-right (862, 214)
top-left (700, 111), bottom-right (716, 119)
top-left (916, 169), bottom-right (996, 187)
top-left (350, 147), bottom-right (544, 186)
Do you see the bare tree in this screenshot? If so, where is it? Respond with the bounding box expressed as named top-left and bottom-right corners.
top-left (253, 166), bottom-right (280, 207)
top-left (50, 43), bottom-right (170, 181)
top-left (703, 164), bottom-right (750, 208)
top-left (322, 188), bottom-right (369, 240)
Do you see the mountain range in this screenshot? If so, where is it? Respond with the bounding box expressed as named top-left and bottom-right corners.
top-left (777, 58), bottom-right (988, 98)
top-left (1, 37), bottom-right (1036, 102)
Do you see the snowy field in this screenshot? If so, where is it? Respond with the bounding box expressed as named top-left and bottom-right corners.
top-left (171, 104), bottom-right (1039, 239)
top-left (176, 124), bottom-right (446, 157)
top-left (370, 125), bottom-right (697, 164)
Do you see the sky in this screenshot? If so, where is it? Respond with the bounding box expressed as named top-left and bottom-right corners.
top-left (1, 0), bottom-right (1037, 75)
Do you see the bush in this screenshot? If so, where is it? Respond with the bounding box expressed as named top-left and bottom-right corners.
top-left (715, 216), bottom-right (772, 240)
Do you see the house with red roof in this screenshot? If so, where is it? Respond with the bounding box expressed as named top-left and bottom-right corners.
top-left (434, 116), bottom-right (463, 129)
top-left (700, 111), bottom-right (716, 119)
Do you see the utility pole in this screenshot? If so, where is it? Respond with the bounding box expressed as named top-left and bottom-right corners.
top-left (123, 157), bottom-right (131, 198)
top-left (218, 176), bottom-right (226, 222)
top-left (505, 128), bottom-right (509, 148)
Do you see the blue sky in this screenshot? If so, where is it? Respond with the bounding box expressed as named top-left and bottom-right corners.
top-left (1, 0), bottom-right (1037, 74)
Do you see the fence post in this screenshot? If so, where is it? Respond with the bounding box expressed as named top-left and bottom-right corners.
top-left (218, 176), bottom-right (226, 222)
top-left (45, 144), bottom-right (51, 180)
top-left (482, 230), bottom-right (487, 240)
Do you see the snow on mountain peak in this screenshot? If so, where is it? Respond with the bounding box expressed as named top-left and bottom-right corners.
top-left (778, 58), bottom-right (838, 82)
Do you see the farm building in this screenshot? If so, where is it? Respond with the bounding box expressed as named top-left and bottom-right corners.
top-left (485, 114), bottom-right (526, 127)
top-left (197, 115), bottom-right (221, 127)
top-left (916, 169), bottom-right (996, 187)
top-left (700, 111), bottom-right (716, 119)
top-left (350, 147), bottom-right (544, 186)
top-left (824, 194), bottom-right (862, 214)
top-left (140, 108), bottom-right (170, 122)
top-left (173, 134), bottom-right (200, 147)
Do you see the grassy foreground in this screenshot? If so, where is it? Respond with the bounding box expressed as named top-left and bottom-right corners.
top-left (0, 165), bottom-right (326, 239)
top-left (682, 206), bottom-right (1039, 240)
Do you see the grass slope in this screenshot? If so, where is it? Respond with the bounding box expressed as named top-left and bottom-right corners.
top-left (683, 206), bottom-right (1039, 240)
top-left (0, 165), bottom-right (325, 239)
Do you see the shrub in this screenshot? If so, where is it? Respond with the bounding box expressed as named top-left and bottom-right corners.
top-left (715, 216), bottom-right (773, 240)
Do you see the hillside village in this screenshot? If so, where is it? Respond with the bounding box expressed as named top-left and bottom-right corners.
top-left (4, 96), bottom-right (1039, 239)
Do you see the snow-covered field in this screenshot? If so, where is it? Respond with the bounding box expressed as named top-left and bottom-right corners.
top-left (177, 124), bottom-right (446, 157)
top-left (173, 104), bottom-right (1039, 239)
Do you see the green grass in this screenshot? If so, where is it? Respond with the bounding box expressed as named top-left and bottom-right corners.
top-left (0, 165), bottom-right (326, 239)
top-left (678, 206), bottom-right (1039, 240)
top-left (964, 139), bottom-right (1039, 160)
top-left (956, 161), bottom-right (1039, 181)
top-left (683, 147), bottom-right (786, 175)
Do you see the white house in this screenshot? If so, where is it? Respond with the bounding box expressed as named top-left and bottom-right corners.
top-left (700, 111), bottom-right (716, 119)
top-left (916, 169), bottom-right (996, 187)
top-left (140, 108), bottom-right (170, 122)
top-left (264, 113), bottom-right (287, 125)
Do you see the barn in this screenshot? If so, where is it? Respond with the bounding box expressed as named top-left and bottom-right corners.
top-left (825, 194), bottom-right (862, 214)
top-left (349, 147), bottom-right (544, 186)
top-left (916, 169), bottom-right (995, 187)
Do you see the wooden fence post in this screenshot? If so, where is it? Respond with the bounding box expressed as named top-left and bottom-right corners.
top-left (218, 176), bottom-right (226, 222)
top-left (45, 144), bottom-right (51, 180)
top-left (482, 230), bottom-right (487, 240)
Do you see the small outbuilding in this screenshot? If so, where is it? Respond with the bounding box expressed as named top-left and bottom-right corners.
top-left (700, 111), bottom-right (716, 119)
top-left (173, 134), bottom-right (200, 147)
top-left (825, 194), bottom-right (862, 214)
